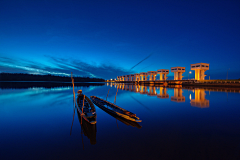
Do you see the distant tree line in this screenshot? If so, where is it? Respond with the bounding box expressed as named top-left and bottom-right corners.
top-left (0, 73), bottom-right (105, 82)
top-left (0, 82), bottom-right (105, 89)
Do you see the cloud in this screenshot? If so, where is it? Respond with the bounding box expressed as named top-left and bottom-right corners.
top-left (0, 56), bottom-right (131, 79)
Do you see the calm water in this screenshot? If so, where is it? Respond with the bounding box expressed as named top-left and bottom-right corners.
top-left (0, 83), bottom-right (240, 160)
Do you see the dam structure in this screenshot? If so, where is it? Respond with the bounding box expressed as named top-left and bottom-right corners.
top-left (114, 64), bottom-right (195, 85)
top-left (112, 62), bottom-right (240, 86)
top-left (171, 67), bottom-right (185, 80)
top-left (191, 63), bottom-right (209, 80)
top-left (158, 69), bottom-right (169, 80)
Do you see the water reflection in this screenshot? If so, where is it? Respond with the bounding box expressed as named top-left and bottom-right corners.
top-left (99, 107), bottom-right (142, 129)
top-left (76, 108), bottom-right (97, 145)
top-left (171, 88), bottom-right (185, 102)
top-left (1, 83), bottom-right (240, 159)
top-left (114, 83), bottom-right (186, 101)
top-left (139, 85), bottom-right (147, 94)
top-left (157, 87), bottom-right (169, 99)
top-left (147, 86), bottom-right (157, 96)
top-left (190, 89), bottom-right (209, 108)
top-left (111, 83), bottom-right (240, 109)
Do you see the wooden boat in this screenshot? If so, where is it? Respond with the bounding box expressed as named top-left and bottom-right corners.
top-left (77, 91), bottom-right (97, 124)
top-left (90, 96), bottom-right (142, 122)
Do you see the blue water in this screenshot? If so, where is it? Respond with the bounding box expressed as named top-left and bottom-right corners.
top-left (0, 83), bottom-right (240, 160)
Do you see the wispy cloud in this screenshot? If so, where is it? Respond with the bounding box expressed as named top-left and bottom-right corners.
top-left (0, 56), bottom-right (131, 79)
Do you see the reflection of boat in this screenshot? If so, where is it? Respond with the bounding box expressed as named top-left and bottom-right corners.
top-left (76, 108), bottom-right (97, 145)
top-left (93, 101), bottom-right (141, 129)
top-left (77, 90), bottom-right (97, 124)
top-left (90, 96), bottom-right (142, 122)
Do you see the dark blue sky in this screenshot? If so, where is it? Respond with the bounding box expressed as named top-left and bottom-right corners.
top-left (0, 0), bottom-right (240, 79)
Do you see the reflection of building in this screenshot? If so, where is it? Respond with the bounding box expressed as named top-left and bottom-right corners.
top-left (191, 63), bottom-right (209, 80)
top-left (125, 84), bottom-right (129, 90)
top-left (147, 86), bottom-right (157, 96)
top-left (134, 85), bottom-right (140, 93)
top-left (131, 85), bottom-right (137, 92)
top-left (121, 84), bottom-right (125, 90)
top-left (171, 88), bottom-right (185, 102)
top-left (157, 87), bottom-right (169, 98)
top-left (128, 85), bottom-right (134, 91)
top-left (139, 86), bottom-right (148, 94)
top-left (191, 89), bottom-right (209, 108)
top-left (171, 67), bottom-right (185, 80)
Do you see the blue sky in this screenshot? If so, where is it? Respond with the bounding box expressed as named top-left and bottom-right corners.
top-left (0, 0), bottom-right (240, 79)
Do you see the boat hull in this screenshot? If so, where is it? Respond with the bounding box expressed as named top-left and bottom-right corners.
top-left (77, 94), bottom-right (97, 124)
top-left (91, 96), bottom-right (141, 122)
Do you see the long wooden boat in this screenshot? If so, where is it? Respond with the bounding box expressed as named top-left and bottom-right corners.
top-left (77, 92), bottom-right (97, 124)
top-left (90, 96), bottom-right (141, 122)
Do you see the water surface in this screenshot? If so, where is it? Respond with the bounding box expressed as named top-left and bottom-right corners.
top-left (0, 83), bottom-right (240, 160)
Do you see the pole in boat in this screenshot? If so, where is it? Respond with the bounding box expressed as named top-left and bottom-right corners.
top-left (70, 72), bottom-right (76, 135)
top-left (81, 95), bottom-right (85, 125)
top-left (114, 87), bottom-right (118, 104)
top-left (106, 89), bottom-right (110, 100)
top-left (71, 72), bottom-right (76, 106)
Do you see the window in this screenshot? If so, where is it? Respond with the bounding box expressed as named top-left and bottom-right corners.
top-left (196, 65), bottom-right (200, 67)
